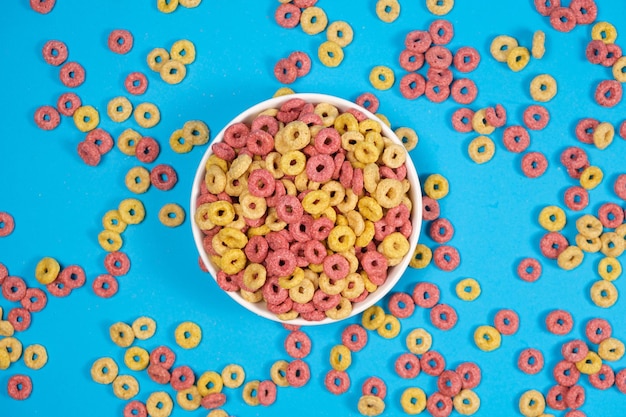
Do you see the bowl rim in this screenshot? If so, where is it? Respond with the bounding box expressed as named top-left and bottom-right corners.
top-left (190, 92), bottom-right (422, 326)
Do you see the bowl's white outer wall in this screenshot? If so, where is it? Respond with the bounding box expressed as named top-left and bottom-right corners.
top-left (190, 93), bottom-right (422, 326)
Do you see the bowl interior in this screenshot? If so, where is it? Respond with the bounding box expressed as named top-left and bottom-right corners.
top-left (190, 93), bottom-right (423, 326)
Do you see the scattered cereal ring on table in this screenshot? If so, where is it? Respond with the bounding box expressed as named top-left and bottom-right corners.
top-left (0, 212), bottom-right (16, 237)
top-left (108, 29), bottom-right (133, 54)
top-left (376, 0), bottom-right (400, 23)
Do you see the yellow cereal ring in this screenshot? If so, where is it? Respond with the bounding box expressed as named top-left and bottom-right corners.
top-left (409, 244), bottom-right (432, 269)
top-left (318, 41), bottom-right (344, 67)
top-left (109, 322), bottom-right (134, 347)
top-left (270, 360), bottom-right (289, 387)
top-left (575, 351), bottom-right (603, 374)
top-left (362, 305), bottom-right (385, 330)
top-left (532, 30), bottom-right (546, 59)
top-left (576, 234), bottom-right (602, 253)
top-left (472, 109), bottom-right (495, 135)
top-left (197, 370), bottom-right (223, 396)
top-left (289, 278), bottom-right (315, 304)
top-left (369, 66), bottom-right (395, 90)
top-left (132, 316), bottom-right (157, 340)
top-left (146, 391), bottom-right (173, 417)
top-left (394, 127), bottom-right (418, 151)
top-left (423, 173), bottom-right (449, 199)
top-left (147, 47), bottom-right (170, 70)
top-left (593, 122), bottom-right (614, 150)
top-left (124, 346), bottom-right (150, 371)
top-left (590, 279), bottom-right (618, 308)
top-left (125, 166), bottom-right (151, 194)
top-left (35, 257), bottom-right (61, 285)
top-left (613, 56), bottom-right (626, 82)
top-left (456, 278), bottom-right (481, 301)
top-left (358, 196), bottom-right (383, 222)
top-left (102, 210), bottom-right (127, 234)
top-left (175, 321), bottom-right (202, 349)
top-left (170, 39), bottom-right (196, 64)
top-left (302, 190), bottom-right (331, 215)
top-left (468, 135), bottom-right (495, 164)
top-left (327, 225), bottom-right (356, 252)
top-left (406, 328), bottom-right (432, 354)
top-left (376, 0), bottom-right (400, 23)
top-left (23, 344), bottom-right (48, 370)
top-left (207, 410), bottom-right (229, 417)
top-left (314, 102), bottom-right (340, 126)
top-left (169, 129), bottom-right (193, 153)
top-left (507, 46), bottom-right (531, 72)
top-left (426, 0), bottom-right (454, 16)
top-left (0, 349), bottom-right (10, 370)
top-left (118, 198), bottom-right (146, 225)
top-left (159, 203), bottom-right (185, 227)
top-left (242, 380), bottom-right (260, 406)
top-left (176, 386), bottom-right (201, 411)
top-left (91, 357), bottom-right (118, 384)
top-left (576, 214), bottom-right (603, 238)
top-left (273, 87), bottom-right (295, 97)
top-left (381, 144), bottom-right (406, 169)
top-left (354, 141), bottom-right (380, 164)
top-left (300, 6), bottom-right (328, 35)
top-left (98, 230), bottom-right (123, 252)
top-left (474, 325), bottom-right (501, 352)
top-left (358, 395), bottom-right (386, 416)
top-left (157, 0), bottom-right (178, 13)
top-left (557, 246), bottom-right (584, 270)
top-left (380, 232), bottom-right (410, 259)
top-left (454, 389), bottom-right (481, 415)
top-left (0, 320), bottom-right (14, 337)
top-left (160, 59), bottom-right (187, 84)
top-left (327, 21), bottom-right (354, 47)
top-left (490, 35), bottom-right (519, 62)
top-left (134, 102), bottom-right (160, 129)
top-left (591, 21), bottom-right (617, 44)
top-left (73, 105), bottom-right (99, 132)
top-left (204, 164), bottom-right (227, 194)
top-left (107, 96), bottom-right (133, 123)
top-left (530, 74), bottom-right (558, 102)
top-left (400, 387), bottom-right (426, 414)
top-left (601, 232), bottom-right (624, 258)
top-left (183, 120), bottom-right (210, 145)
top-left (519, 389), bottom-right (545, 417)
top-left (329, 344), bottom-right (352, 371)
top-left (222, 364), bottom-right (246, 389)
top-left (117, 128), bottom-right (141, 156)
top-left (335, 113), bottom-right (359, 135)
top-left (377, 314), bottom-right (401, 339)
top-left (598, 257), bottom-right (621, 281)
top-left (579, 166), bottom-right (603, 190)
top-left (538, 205), bottom-right (567, 232)
top-left (598, 337), bottom-right (625, 361)
top-left (0, 337), bottom-right (21, 363)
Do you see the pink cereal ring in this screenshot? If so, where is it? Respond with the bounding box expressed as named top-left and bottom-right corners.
top-left (430, 303), bottom-right (458, 331)
top-left (597, 202), bottom-right (624, 228)
top-left (437, 370), bottom-right (463, 397)
top-left (135, 136), bottom-right (160, 163)
top-left (361, 251), bottom-right (388, 278)
top-left (248, 169), bottom-right (276, 198)
top-left (104, 251), bottom-right (131, 276)
top-left (325, 370), bottom-right (350, 395)
top-left (30, 0), bottom-right (55, 14)
top-left (518, 348), bottom-right (544, 374)
top-left (342, 324), bottom-right (368, 352)
top-left (85, 128), bottom-right (114, 155)
top-left (339, 161), bottom-right (354, 189)
top-left (150, 164), bottom-right (178, 190)
top-left (223, 122), bottom-right (249, 148)
top-left (170, 366), bottom-right (195, 391)
top-left (306, 154), bottom-right (334, 183)
top-left (546, 309), bottom-right (574, 335)
top-left (284, 330), bottom-right (312, 359)
top-left (502, 125), bottom-right (530, 153)
top-left (450, 108), bottom-right (474, 133)
top-left (535, 0), bottom-right (561, 16)
top-left (7, 374), bottom-right (33, 400)
top-left (258, 380), bottom-right (277, 406)
top-left (108, 29), bottom-right (133, 54)
top-left (8, 307), bottom-right (32, 332)
top-left (427, 392), bottom-right (453, 417)
top-left (412, 282), bottom-right (440, 309)
top-left (614, 174), bottom-right (626, 200)
top-left (289, 215), bottom-right (313, 242)
top-left (352, 168), bottom-right (364, 196)
top-left (615, 369), bottom-right (626, 394)
top-left (425, 46), bottom-right (453, 69)
top-left (494, 309), bottom-right (520, 335)
top-left (405, 30), bottom-right (432, 53)
top-left (303, 241), bottom-right (325, 265)
top-left (362, 376), bottom-right (387, 400)
top-left (57, 92), bottom-right (81, 117)
top-left (92, 274), bottom-right (119, 298)
top-left (546, 385), bottom-right (568, 411)
top-left (310, 217), bottom-right (333, 241)
top-left (42, 40), bottom-right (68, 66)
top-left (286, 359), bottom-right (310, 387)
top-left (124, 401), bottom-right (147, 417)
top-left (274, 58), bottom-right (298, 84)
top-left (20, 288), bottom-right (47, 313)
top-left (570, 0), bottom-right (598, 24)
top-left (34, 105), bottom-right (61, 131)
top-left (216, 271), bottom-right (240, 292)
top-left (314, 127), bottom-right (342, 154)
top-left (450, 78), bottom-right (477, 105)
top-left (275, 3), bottom-right (301, 29)
top-left (521, 151), bottom-right (548, 178)
top-left (201, 392), bottom-right (227, 410)
top-left (424, 81), bottom-right (450, 103)
top-left (59, 62), bottom-right (86, 88)
top-left (288, 51), bottom-right (311, 78)
top-left (312, 290), bottom-right (340, 311)
top-left (263, 277), bottom-right (289, 305)
top-left (433, 245), bottom-right (460, 271)
top-left (554, 360), bottom-right (580, 387)
top-left (595, 79), bottom-right (623, 107)
top-left (562, 339), bottom-right (589, 363)
top-left (395, 353), bottom-right (420, 379)
top-left (560, 146), bottom-right (588, 170)
top-left (421, 350), bottom-right (446, 376)
top-left (484, 104), bottom-right (507, 128)
top-left (355, 92), bottom-right (380, 113)
top-left (586, 40), bottom-right (607, 64)
top-left (585, 318), bottom-right (611, 344)
top-left (453, 46), bottom-right (481, 73)
top-left (2, 276), bottom-right (27, 302)
top-left (550, 7), bottom-right (577, 32)
top-left (429, 19), bottom-right (454, 45)
top-left (540, 232), bottom-right (568, 259)
top-left (399, 73), bottom-right (426, 100)
top-left (276, 195), bottom-right (304, 224)
top-left (323, 254), bottom-right (350, 280)
top-left (523, 105), bottom-right (550, 130)
top-left (125, 72), bottom-right (148, 95)
top-left (386, 204), bottom-right (410, 228)
top-left (429, 218), bottom-right (454, 243)
top-left (211, 142), bottom-right (236, 161)
top-left (150, 346), bottom-right (176, 370)
top-left (602, 43), bottom-right (622, 67)
top-left (77, 141), bottom-right (101, 166)
top-left (456, 362), bottom-right (481, 389)
top-left (517, 258), bottom-right (542, 282)
top-left (427, 68), bottom-right (453, 86)
top-left (58, 265), bottom-right (86, 289)
top-left (565, 385), bottom-right (586, 409)
top-left (47, 279), bottom-right (71, 298)
top-left (251, 115), bottom-right (279, 136)
top-left (387, 292), bottom-right (415, 319)
top-left (147, 364), bottom-right (171, 384)
top-left (575, 118), bottom-right (598, 144)
top-left (564, 186), bottom-right (589, 211)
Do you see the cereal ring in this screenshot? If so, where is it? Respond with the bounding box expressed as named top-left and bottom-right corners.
top-left (73, 105), bottom-right (99, 132)
top-left (91, 357), bottom-right (119, 384)
top-left (42, 39), bottom-right (68, 66)
top-left (286, 359), bottom-right (310, 387)
top-left (521, 151), bottom-right (548, 178)
top-left (399, 73), bottom-right (426, 100)
top-left (325, 369), bottom-right (350, 395)
top-left (598, 203), bottom-right (624, 228)
top-left (550, 7), bottom-right (577, 32)
top-left (59, 62), bottom-right (86, 88)
top-left (125, 72), bottom-right (148, 95)
top-left (151, 164), bottom-right (178, 190)
top-left (23, 344), bottom-right (48, 370)
top-left (451, 107), bottom-right (474, 133)
top-left (160, 59), bottom-right (187, 84)
top-left (579, 166), bottom-right (603, 190)
top-left (494, 309), bottom-right (520, 336)
top-left (362, 376), bottom-right (387, 400)
top-left (598, 337), bottom-right (625, 361)
top-left (7, 375), bottom-right (32, 400)
top-left (327, 21), bottom-right (354, 48)
top-left (545, 310), bottom-right (574, 335)
top-left (455, 278), bottom-right (481, 301)
top-left (426, 0), bottom-right (454, 15)
top-left (570, 0), bottom-right (598, 24)
top-left (110, 322), bottom-right (134, 347)
top-left (369, 66), bottom-right (395, 90)
top-left (275, 3), bottom-right (300, 29)
top-left (2, 276), bottom-right (27, 301)
top-left (108, 29), bottom-right (133, 54)
top-left (598, 257), bottom-right (621, 281)
top-left (491, 35), bottom-right (518, 62)
top-left (564, 186), bottom-right (589, 211)
top-left (175, 321), bottom-right (202, 349)
top-left (595, 79), bottom-right (622, 107)
top-left (358, 395), bottom-right (386, 416)
top-left (7, 308), bottom-right (31, 332)
top-left (590, 279), bottom-right (618, 308)
top-left (92, 274), bottom-right (119, 298)
top-left (468, 135), bottom-right (495, 164)
top-left (34, 105), bottom-right (60, 131)
top-left (530, 74), bottom-right (558, 102)
top-left (57, 92), bottom-right (81, 117)
top-left (20, 288), bottom-right (47, 313)
top-left (406, 328), bottom-right (432, 354)
top-left (474, 325), bottom-right (501, 351)
top-left (131, 316), bottom-right (156, 340)
top-left (146, 392), bottom-right (173, 417)
top-left (171, 365), bottom-right (195, 391)
top-left (518, 348), bottom-right (544, 374)
top-left (456, 362), bottom-right (482, 389)
top-left (507, 46), bottom-right (531, 72)
top-left (421, 350), bottom-right (446, 376)
top-left (400, 387), bottom-right (426, 414)
top-left (592, 21), bottom-right (617, 44)
top-left (517, 258), bottom-right (542, 282)
top-left (613, 57), bottom-right (626, 82)
top-left (376, 0), bottom-right (400, 23)
top-left (532, 30), bottom-right (546, 59)
top-left (523, 105), bottom-right (550, 130)
top-left (586, 318), bottom-right (612, 344)
top-left (221, 364), bottom-right (245, 389)
top-left (430, 303), bottom-right (458, 330)
top-left (451, 78), bottom-right (477, 104)
top-left (342, 324), bottom-right (368, 352)
top-left (318, 41), bottom-right (344, 67)
top-left (170, 39), bottom-right (196, 65)
top-left (576, 351), bottom-right (602, 374)
top-left (300, 7), bottom-right (327, 35)
top-left (395, 353), bottom-right (420, 379)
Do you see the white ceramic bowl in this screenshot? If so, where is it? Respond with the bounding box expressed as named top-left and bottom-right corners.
top-left (190, 93), bottom-right (422, 325)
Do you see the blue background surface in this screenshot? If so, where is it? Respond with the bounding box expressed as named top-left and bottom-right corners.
top-left (1, 0), bottom-right (626, 416)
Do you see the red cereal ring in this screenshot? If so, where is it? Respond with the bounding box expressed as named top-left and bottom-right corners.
top-left (150, 164), bottom-right (178, 190)
top-left (288, 51), bottom-right (311, 78)
top-left (535, 0), bottom-right (560, 16)
top-left (546, 309), bottom-right (574, 335)
top-left (433, 245), bottom-right (460, 271)
top-left (517, 258), bottom-right (542, 282)
top-left (324, 370), bottom-right (350, 395)
top-left (92, 273), bottom-right (119, 298)
top-left (387, 292), bottom-right (415, 319)
top-left (274, 58), bottom-right (298, 84)
top-left (539, 232), bottom-right (568, 259)
top-left (412, 282), bottom-right (440, 309)
top-left (562, 339), bottom-right (589, 363)
top-left (341, 324), bottom-right (368, 352)
top-left (34, 105), bottom-right (61, 131)
top-left (361, 251), bottom-right (388, 278)
top-left (170, 365), bottom-right (195, 391)
top-left (385, 204), bottom-right (410, 228)
top-left (550, 7), bottom-right (577, 32)
top-left (0, 263), bottom-right (7, 285)
top-left (422, 196), bottom-right (440, 221)
top-left (450, 108), bottom-right (474, 133)
top-left (521, 151), bottom-right (549, 178)
top-left (616, 369), bottom-right (626, 394)
top-left (7, 307), bottom-right (31, 332)
top-left (546, 384), bottom-right (568, 411)
top-left (311, 289), bottom-right (340, 312)
top-left (286, 359), bottom-right (310, 388)
top-left (569, 0), bottom-right (598, 24)
top-left (124, 400), bottom-right (148, 417)
top-left (422, 351), bottom-right (446, 376)
top-left (518, 348), bottom-right (544, 374)
top-left (135, 137), bottom-right (161, 163)
top-left (362, 376), bottom-right (387, 400)
top-left (586, 40), bottom-right (607, 64)
top-left (306, 154), bottom-right (335, 184)
top-left (437, 370), bottom-right (462, 397)
top-left (251, 115), bottom-right (279, 136)
top-left (30, 0), bottom-right (55, 14)
top-left (425, 46), bottom-right (453, 69)
top-left (614, 174), bottom-right (626, 200)
top-left (453, 46), bottom-right (480, 73)
top-left (108, 29), bottom-right (133, 54)
top-left (523, 105), bottom-right (550, 130)
top-left (125, 72), bottom-right (148, 96)
top-left (429, 19), bottom-right (454, 45)
top-left (212, 141), bottom-right (237, 162)
top-left (148, 364), bottom-right (171, 384)
top-left (575, 118), bottom-right (598, 144)
top-left (355, 92), bottom-right (380, 113)
top-left (58, 265), bottom-right (86, 289)
top-left (20, 288), bottom-right (48, 313)
top-left (430, 303), bottom-right (457, 331)
top-left (564, 186), bottom-right (589, 211)
top-left (554, 360), bottom-right (580, 387)
top-left (59, 62), bottom-right (86, 88)
top-left (429, 218), bottom-right (454, 243)
top-left (427, 391), bottom-right (453, 417)
top-left (427, 68), bottom-right (453, 86)
top-left (502, 125), bottom-right (530, 153)
top-left (573, 368), bottom-right (595, 392)
top-left (560, 146), bottom-right (588, 170)
top-left (494, 309), bottom-right (520, 335)
top-left (275, 3), bottom-right (301, 29)
top-left (405, 30), bottom-right (432, 53)
top-left (7, 374), bottom-right (33, 400)
top-left (46, 279), bottom-right (71, 297)
top-left (595, 79), bottom-right (623, 107)
top-left (85, 128), bottom-right (114, 155)
top-left (585, 318), bottom-right (611, 344)
top-left (598, 203), bottom-right (624, 228)
top-left (104, 251), bottom-right (131, 276)
top-left (57, 92), bottom-right (82, 117)
top-left (395, 353), bottom-right (420, 379)
top-left (216, 271), bottom-right (240, 292)
top-left (484, 104), bottom-right (507, 128)
top-left (565, 385), bottom-right (585, 409)
top-left (247, 130), bottom-right (275, 156)
top-left (77, 141), bottom-right (101, 166)
top-left (399, 50), bottom-right (425, 72)
top-left (42, 40), bottom-right (68, 66)
top-left (602, 43), bottom-right (622, 67)
top-left (399, 73), bottom-right (426, 100)
top-left (201, 392), bottom-right (227, 409)
top-left (2, 276), bottom-right (27, 302)
top-left (284, 330), bottom-right (312, 359)
top-left (257, 380), bottom-right (277, 406)
top-left (456, 362), bottom-right (481, 389)
top-left (450, 78), bottom-right (477, 104)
